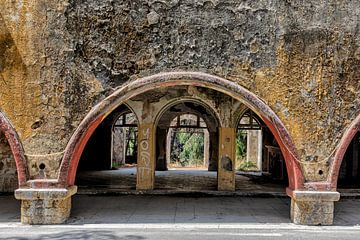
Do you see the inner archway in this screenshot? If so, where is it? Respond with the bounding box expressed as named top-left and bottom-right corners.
top-left (0, 131), bottom-right (18, 193)
top-left (167, 114), bottom-right (209, 170)
top-left (329, 114), bottom-right (360, 190)
top-left (112, 111), bottom-right (138, 169)
top-left (0, 112), bottom-right (25, 223)
top-left (75, 104), bottom-right (139, 191)
top-left (154, 100), bottom-right (220, 191)
top-left (337, 131), bottom-right (360, 190)
top-left (235, 109), bottom-right (288, 193)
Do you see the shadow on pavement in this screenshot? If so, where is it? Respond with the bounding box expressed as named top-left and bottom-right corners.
top-left (5, 230), bottom-right (144, 240)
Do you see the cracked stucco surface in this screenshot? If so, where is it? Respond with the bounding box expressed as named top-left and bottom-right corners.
top-left (0, 0), bottom-right (359, 182)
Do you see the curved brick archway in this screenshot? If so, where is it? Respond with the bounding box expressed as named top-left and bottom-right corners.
top-left (329, 114), bottom-right (360, 189)
top-left (0, 111), bottom-right (27, 187)
top-left (59, 72), bottom-right (305, 190)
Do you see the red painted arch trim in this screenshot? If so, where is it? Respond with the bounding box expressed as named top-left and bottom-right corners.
top-left (58, 71), bottom-right (304, 190)
top-left (0, 111), bottom-right (27, 186)
top-left (329, 114), bottom-right (360, 190)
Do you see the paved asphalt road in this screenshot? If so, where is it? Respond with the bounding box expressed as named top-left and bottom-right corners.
top-left (1, 195), bottom-right (360, 239)
top-left (1, 224), bottom-right (360, 240)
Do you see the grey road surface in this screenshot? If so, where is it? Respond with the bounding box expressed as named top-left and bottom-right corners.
top-left (1, 195), bottom-right (360, 239)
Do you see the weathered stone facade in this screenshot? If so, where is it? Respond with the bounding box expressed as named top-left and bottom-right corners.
top-left (0, 0), bottom-right (359, 225)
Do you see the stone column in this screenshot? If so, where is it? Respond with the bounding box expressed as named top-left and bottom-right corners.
top-left (156, 128), bottom-right (167, 171)
top-left (166, 128), bottom-right (172, 166)
top-left (136, 123), bottom-right (156, 190)
top-left (203, 129), bottom-right (210, 168)
top-left (246, 130), bottom-right (262, 171)
top-left (15, 186), bottom-right (77, 224)
top-left (208, 132), bottom-right (218, 171)
top-left (218, 127), bottom-right (236, 191)
top-left (289, 190), bottom-right (340, 225)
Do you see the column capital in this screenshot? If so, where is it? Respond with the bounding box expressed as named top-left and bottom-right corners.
top-left (15, 186), bottom-right (77, 200)
top-left (288, 189), bottom-right (340, 202)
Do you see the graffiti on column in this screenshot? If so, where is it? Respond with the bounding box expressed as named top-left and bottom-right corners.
top-left (138, 127), bottom-right (152, 179)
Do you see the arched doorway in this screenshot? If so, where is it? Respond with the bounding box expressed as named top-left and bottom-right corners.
top-left (75, 104), bottom-right (139, 191)
top-left (154, 100), bottom-right (220, 191)
top-left (60, 72), bottom-right (303, 192)
top-left (0, 111), bottom-right (26, 222)
top-left (329, 114), bottom-right (360, 190)
top-left (166, 114), bottom-right (209, 170)
top-left (235, 109), bottom-right (288, 193)
top-left (337, 132), bottom-right (360, 189)
top-left (50, 72), bottom-right (306, 225)
top-left (0, 131), bottom-right (18, 192)
top-left (111, 111), bottom-right (138, 169)
top-left (0, 112), bottom-right (27, 187)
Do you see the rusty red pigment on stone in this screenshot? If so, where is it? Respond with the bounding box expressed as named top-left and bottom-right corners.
top-left (59, 72), bottom-right (305, 190)
top-left (60, 116), bottom-right (104, 185)
top-left (0, 111), bottom-right (27, 186)
top-left (329, 114), bottom-right (360, 190)
top-left (261, 116), bottom-right (304, 190)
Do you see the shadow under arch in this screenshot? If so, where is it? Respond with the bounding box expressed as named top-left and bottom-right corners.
top-left (59, 71), bottom-right (304, 190)
top-left (0, 111), bottom-right (27, 187)
top-left (76, 103), bottom-right (140, 173)
top-left (329, 114), bottom-right (360, 190)
top-left (153, 97), bottom-right (222, 130)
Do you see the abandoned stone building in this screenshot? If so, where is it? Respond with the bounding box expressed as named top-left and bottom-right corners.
top-left (0, 0), bottom-right (359, 226)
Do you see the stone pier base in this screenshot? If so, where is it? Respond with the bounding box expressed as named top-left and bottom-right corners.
top-left (289, 190), bottom-right (340, 225)
top-left (15, 186), bottom-right (77, 224)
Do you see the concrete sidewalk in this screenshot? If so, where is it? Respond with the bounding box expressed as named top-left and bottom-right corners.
top-left (1, 195), bottom-right (360, 226)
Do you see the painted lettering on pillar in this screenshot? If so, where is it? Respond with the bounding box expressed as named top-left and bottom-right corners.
top-left (138, 127), bottom-right (152, 178)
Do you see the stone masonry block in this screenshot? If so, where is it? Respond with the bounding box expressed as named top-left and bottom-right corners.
top-left (15, 186), bottom-right (77, 224)
top-left (289, 190), bottom-right (340, 225)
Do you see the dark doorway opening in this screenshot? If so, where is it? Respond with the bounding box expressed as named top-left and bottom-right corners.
top-left (338, 131), bottom-right (360, 189)
top-left (75, 104), bottom-right (139, 191)
top-left (235, 109), bottom-right (288, 192)
top-left (0, 131), bottom-right (18, 193)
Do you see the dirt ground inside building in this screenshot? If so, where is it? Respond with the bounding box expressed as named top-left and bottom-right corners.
top-left (76, 168), bottom-right (287, 194)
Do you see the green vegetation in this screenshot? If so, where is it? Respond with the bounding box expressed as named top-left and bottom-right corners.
top-left (170, 131), bottom-right (204, 167)
top-left (125, 127), bottom-right (137, 156)
top-left (236, 130), bottom-right (247, 170)
top-left (238, 160), bottom-right (257, 171)
top-left (236, 130), bottom-right (258, 171)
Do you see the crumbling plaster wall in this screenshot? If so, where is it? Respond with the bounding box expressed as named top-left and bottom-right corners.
top-left (0, 0), bottom-right (359, 182)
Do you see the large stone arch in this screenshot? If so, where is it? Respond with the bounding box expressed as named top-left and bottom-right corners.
top-left (0, 111), bottom-right (27, 187)
top-left (328, 114), bottom-right (360, 190)
top-left (58, 71), bottom-right (305, 191)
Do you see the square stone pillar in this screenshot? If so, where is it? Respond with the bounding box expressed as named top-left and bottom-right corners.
top-left (137, 123), bottom-right (156, 190)
top-left (15, 186), bottom-right (77, 224)
top-left (289, 190), bottom-right (340, 225)
top-left (218, 127), bottom-right (236, 191)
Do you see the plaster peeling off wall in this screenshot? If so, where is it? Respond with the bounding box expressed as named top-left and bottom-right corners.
top-left (0, 132), bottom-right (18, 192)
